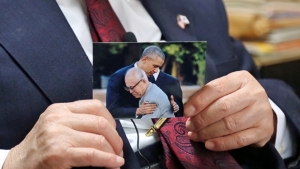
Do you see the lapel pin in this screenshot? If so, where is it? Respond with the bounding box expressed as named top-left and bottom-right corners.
top-left (177, 14), bottom-right (190, 29)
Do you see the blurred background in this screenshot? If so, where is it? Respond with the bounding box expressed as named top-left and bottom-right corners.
top-left (223, 0), bottom-right (300, 97)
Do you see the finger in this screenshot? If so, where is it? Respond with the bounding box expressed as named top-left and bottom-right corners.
top-left (170, 95), bottom-right (174, 103)
top-left (144, 103), bottom-right (156, 108)
top-left (64, 114), bottom-right (123, 155)
top-left (175, 106), bottom-right (179, 112)
top-left (66, 128), bottom-right (117, 155)
top-left (143, 109), bottom-right (154, 114)
top-left (173, 104), bottom-right (178, 112)
top-left (184, 71), bottom-right (250, 117)
top-left (144, 105), bottom-right (156, 112)
top-left (66, 147), bottom-right (124, 168)
top-left (201, 128), bottom-right (267, 151)
top-left (149, 104), bottom-right (157, 111)
top-left (172, 102), bottom-right (176, 107)
top-left (187, 107), bottom-right (262, 140)
top-left (142, 102), bottom-right (150, 106)
top-left (186, 88), bottom-right (251, 131)
top-left (61, 100), bottom-right (116, 128)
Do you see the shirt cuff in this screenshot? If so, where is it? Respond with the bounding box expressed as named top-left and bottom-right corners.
top-left (0, 150), bottom-right (9, 168)
top-left (269, 98), bottom-right (296, 159)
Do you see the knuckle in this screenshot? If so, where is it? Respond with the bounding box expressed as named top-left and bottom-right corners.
top-left (240, 71), bottom-right (252, 85)
top-left (44, 103), bottom-right (66, 115)
top-left (85, 149), bottom-right (98, 165)
top-left (46, 103), bottom-right (61, 111)
top-left (195, 114), bottom-right (206, 128)
top-left (96, 135), bottom-right (106, 147)
top-left (211, 79), bottom-right (225, 94)
top-left (235, 70), bottom-right (250, 80)
top-left (223, 116), bottom-right (237, 131)
top-left (106, 153), bottom-right (117, 165)
top-left (90, 99), bottom-right (104, 109)
top-left (42, 104), bottom-right (69, 123)
top-left (44, 125), bottom-right (60, 136)
top-left (236, 135), bottom-right (248, 147)
top-left (199, 129), bottom-right (209, 139)
top-left (97, 117), bottom-right (109, 130)
top-left (216, 139), bottom-right (228, 150)
top-left (218, 98), bottom-right (231, 113)
top-left (240, 70), bottom-right (249, 76)
top-left (196, 94), bottom-right (206, 107)
top-left (43, 113), bottom-right (63, 124)
top-left (42, 146), bottom-right (64, 165)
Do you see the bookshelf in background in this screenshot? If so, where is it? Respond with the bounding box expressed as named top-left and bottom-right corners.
top-left (223, 0), bottom-right (300, 97)
top-left (223, 0), bottom-right (300, 66)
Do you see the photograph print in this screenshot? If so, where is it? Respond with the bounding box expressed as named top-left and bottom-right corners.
top-left (93, 42), bottom-right (207, 119)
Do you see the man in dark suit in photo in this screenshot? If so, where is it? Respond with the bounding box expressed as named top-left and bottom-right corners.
top-left (1, 0), bottom-right (300, 168)
top-left (106, 45), bottom-right (182, 119)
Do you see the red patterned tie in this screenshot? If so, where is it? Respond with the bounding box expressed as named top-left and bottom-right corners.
top-left (85, 0), bottom-right (126, 42)
top-left (155, 117), bottom-right (242, 169)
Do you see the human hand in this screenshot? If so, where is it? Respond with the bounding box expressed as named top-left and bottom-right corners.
top-left (184, 71), bottom-right (276, 151)
top-left (136, 102), bottom-right (157, 115)
top-left (170, 95), bottom-right (179, 113)
top-left (3, 100), bottom-right (124, 169)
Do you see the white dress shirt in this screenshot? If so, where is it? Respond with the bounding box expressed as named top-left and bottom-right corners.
top-left (0, 0), bottom-right (295, 167)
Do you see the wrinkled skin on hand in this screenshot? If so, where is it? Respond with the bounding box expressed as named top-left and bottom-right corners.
top-left (3, 100), bottom-right (124, 169)
top-left (184, 71), bottom-right (276, 151)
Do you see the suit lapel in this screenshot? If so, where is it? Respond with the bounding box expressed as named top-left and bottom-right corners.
top-left (141, 0), bottom-right (238, 79)
top-left (0, 0), bottom-right (92, 103)
top-left (141, 0), bottom-right (197, 41)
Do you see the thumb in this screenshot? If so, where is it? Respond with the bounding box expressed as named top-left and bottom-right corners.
top-left (170, 95), bottom-right (174, 103)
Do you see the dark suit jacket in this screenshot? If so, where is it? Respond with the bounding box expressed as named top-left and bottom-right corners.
top-left (106, 64), bottom-right (184, 118)
top-left (1, 0), bottom-right (299, 169)
top-left (106, 64), bottom-right (139, 118)
top-left (155, 71), bottom-right (183, 117)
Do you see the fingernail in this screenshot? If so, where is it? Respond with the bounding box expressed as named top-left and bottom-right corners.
top-left (119, 151), bottom-right (123, 157)
top-left (116, 156), bottom-right (125, 165)
top-left (186, 119), bottom-right (195, 131)
top-left (188, 131), bottom-right (193, 138)
top-left (188, 131), bottom-right (197, 140)
top-left (205, 141), bottom-right (215, 149)
top-left (184, 105), bottom-right (195, 116)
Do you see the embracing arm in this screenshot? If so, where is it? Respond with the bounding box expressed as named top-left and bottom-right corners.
top-left (106, 74), bottom-right (137, 118)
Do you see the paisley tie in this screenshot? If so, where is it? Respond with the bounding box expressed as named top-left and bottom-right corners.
top-left (155, 117), bottom-right (242, 169)
top-left (86, 0), bottom-right (126, 42)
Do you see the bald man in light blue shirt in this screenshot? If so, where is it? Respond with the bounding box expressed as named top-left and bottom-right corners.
top-left (124, 67), bottom-right (174, 119)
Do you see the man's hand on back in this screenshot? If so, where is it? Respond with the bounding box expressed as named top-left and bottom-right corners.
top-left (170, 95), bottom-right (179, 113)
